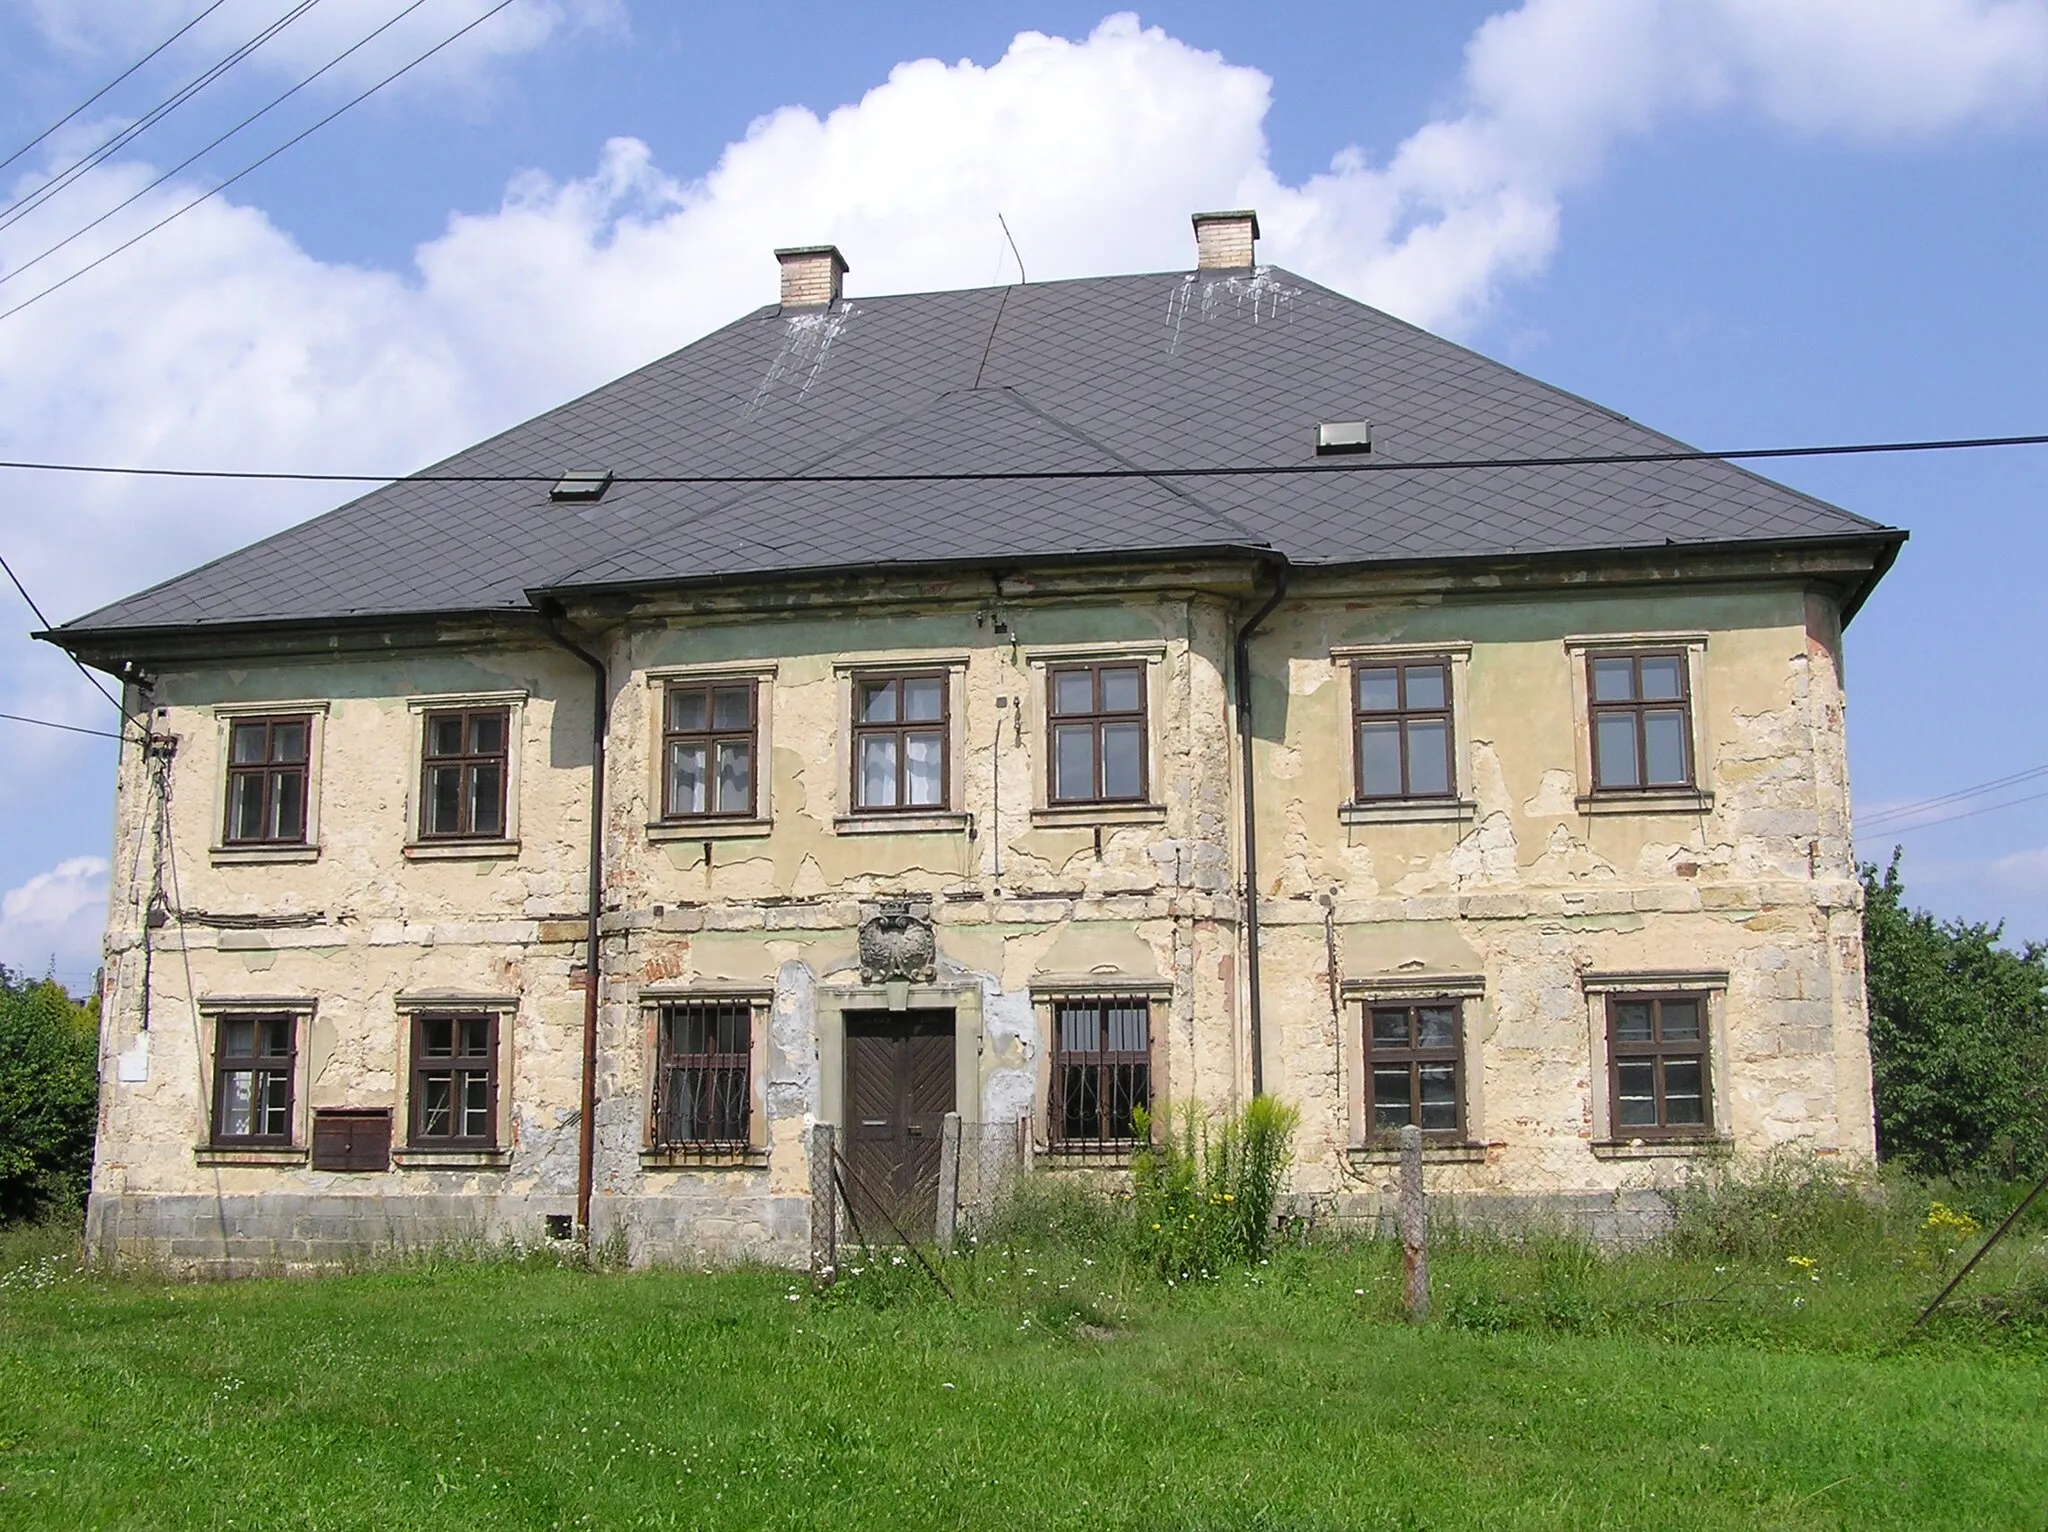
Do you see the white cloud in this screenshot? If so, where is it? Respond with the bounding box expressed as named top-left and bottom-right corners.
top-left (0, 854), bottom-right (108, 981)
top-left (1990, 846), bottom-right (2048, 892)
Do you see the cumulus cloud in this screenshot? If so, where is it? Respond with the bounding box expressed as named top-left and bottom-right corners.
top-left (0, 854), bottom-right (109, 981)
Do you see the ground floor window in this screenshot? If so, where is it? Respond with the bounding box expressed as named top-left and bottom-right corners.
top-left (408, 1013), bottom-right (499, 1147)
top-left (1608, 994), bottom-right (1710, 1135)
top-left (653, 1002), bottom-right (752, 1148)
top-left (1049, 996), bottom-right (1151, 1149)
top-left (211, 1013), bottom-right (297, 1145)
top-left (1364, 1000), bottom-right (1463, 1139)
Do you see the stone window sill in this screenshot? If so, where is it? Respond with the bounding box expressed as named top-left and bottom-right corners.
top-left (1590, 1135), bottom-right (1731, 1160)
top-left (646, 819), bottom-right (772, 843)
top-left (392, 1148), bottom-right (511, 1171)
top-left (1029, 803), bottom-right (1167, 828)
top-left (210, 844), bottom-right (320, 866)
top-left (1576, 790), bottom-right (1714, 817)
top-left (1340, 799), bottom-right (1477, 826)
top-left (403, 839), bottom-right (520, 861)
top-left (195, 1144), bottom-right (307, 1167)
top-left (832, 811), bottom-right (970, 836)
top-left (640, 1147), bottom-right (770, 1170)
top-left (1349, 1141), bottom-right (1492, 1164)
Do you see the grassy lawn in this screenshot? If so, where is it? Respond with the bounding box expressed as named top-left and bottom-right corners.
top-left (1, 1212), bottom-right (2044, 1531)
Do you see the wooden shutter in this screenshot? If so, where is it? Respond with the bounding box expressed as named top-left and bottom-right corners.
top-left (312, 1109), bottom-right (392, 1172)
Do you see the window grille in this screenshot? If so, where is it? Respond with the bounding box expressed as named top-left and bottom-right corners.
top-left (1048, 995), bottom-right (1151, 1150)
top-left (653, 1002), bottom-right (753, 1150)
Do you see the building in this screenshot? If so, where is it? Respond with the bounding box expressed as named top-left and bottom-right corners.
top-left (47, 211), bottom-right (1903, 1270)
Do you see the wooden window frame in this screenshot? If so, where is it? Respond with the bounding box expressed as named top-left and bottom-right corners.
top-left (659, 678), bottom-right (760, 821)
top-left (1605, 992), bottom-right (1713, 1139)
top-left (417, 706), bottom-right (512, 841)
top-left (1362, 999), bottom-right (1465, 1141)
top-left (209, 1012), bottom-right (299, 1147)
top-left (1586, 650), bottom-right (1695, 794)
top-left (1047, 995), bottom-right (1153, 1152)
top-left (1349, 656), bottom-right (1456, 802)
top-left (406, 1012), bottom-right (501, 1150)
top-left (1046, 661), bottom-right (1150, 806)
top-left (850, 670), bottom-right (951, 815)
top-left (221, 713), bottom-right (313, 847)
top-left (650, 1001), bottom-right (754, 1153)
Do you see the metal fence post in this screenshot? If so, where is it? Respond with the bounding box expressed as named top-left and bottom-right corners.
top-left (809, 1121), bottom-right (837, 1285)
top-left (936, 1111), bottom-right (962, 1250)
top-left (1399, 1123), bottom-right (1428, 1323)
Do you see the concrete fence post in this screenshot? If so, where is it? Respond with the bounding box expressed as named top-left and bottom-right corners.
top-left (809, 1121), bottom-right (837, 1285)
top-left (936, 1111), bottom-right (962, 1250)
top-left (1399, 1123), bottom-right (1428, 1322)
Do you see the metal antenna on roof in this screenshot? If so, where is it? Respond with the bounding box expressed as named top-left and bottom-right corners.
top-left (997, 213), bottom-right (1027, 284)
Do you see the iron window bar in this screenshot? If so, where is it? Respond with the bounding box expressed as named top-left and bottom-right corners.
top-left (1048, 994), bottom-right (1152, 1151)
top-left (651, 1002), bottom-right (752, 1152)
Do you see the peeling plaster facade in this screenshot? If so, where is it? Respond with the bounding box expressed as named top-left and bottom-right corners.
top-left (80, 551), bottom-right (1878, 1270)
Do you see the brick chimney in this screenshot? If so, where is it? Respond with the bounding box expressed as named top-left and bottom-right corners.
top-left (1192, 210), bottom-right (1259, 271)
top-left (776, 245), bottom-right (849, 308)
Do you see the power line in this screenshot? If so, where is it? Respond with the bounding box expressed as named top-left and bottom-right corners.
top-left (0, 0), bottom-right (519, 325)
top-left (1867, 787), bottom-right (2048, 838)
top-left (0, 0), bottom-right (431, 294)
top-left (0, 548), bottom-right (139, 729)
top-left (0, 0), bottom-right (234, 179)
top-left (0, 428), bottom-right (2041, 486)
top-left (0, 710), bottom-right (125, 741)
top-left (1859, 761), bottom-right (2048, 830)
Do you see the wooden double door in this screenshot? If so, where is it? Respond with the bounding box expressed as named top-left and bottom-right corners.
top-left (844, 1009), bottom-right (955, 1240)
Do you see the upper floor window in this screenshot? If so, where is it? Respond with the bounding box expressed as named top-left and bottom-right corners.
top-left (652, 1002), bottom-right (752, 1149)
top-left (1365, 1000), bottom-right (1463, 1138)
top-left (408, 1013), bottom-right (499, 1148)
top-left (663, 680), bottom-right (757, 819)
top-left (1048, 662), bottom-right (1147, 804)
top-left (1049, 996), bottom-right (1152, 1149)
top-left (1352, 659), bottom-right (1453, 800)
top-left (1608, 994), bottom-right (1710, 1135)
top-left (1589, 652), bottom-right (1692, 791)
top-left (223, 715), bottom-right (311, 845)
top-left (420, 707), bottom-right (510, 839)
top-left (211, 1013), bottom-right (297, 1145)
top-left (853, 672), bottom-right (948, 812)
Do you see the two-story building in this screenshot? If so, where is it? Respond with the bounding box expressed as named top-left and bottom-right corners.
top-left (48, 211), bottom-right (1902, 1270)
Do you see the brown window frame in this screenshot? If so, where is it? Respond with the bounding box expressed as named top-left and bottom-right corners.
top-left (1587, 650), bottom-right (1694, 793)
top-left (418, 706), bottom-right (512, 841)
top-left (1606, 993), bottom-right (1713, 1139)
top-left (1350, 657), bottom-right (1456, 802)
top-left (1046, 661), bottom-right (1150, 805)
top-left (222, 713), bottom-right (313, 846)
top-left (651, 1002), bottom-right (753, 1152)
top-left (1363, 1000), bottom-right (1465, 1141)
top-left (209, 1012), bottom-right (298, 1146)
top-left (407, 1013), bottom-right (501, 1149)
top-left (660, 679), bottom-right (760, 820)
top-left (850, 670), bottom-right (951, 814)
top-left (1048, 995), bottom-right (1153, 1152)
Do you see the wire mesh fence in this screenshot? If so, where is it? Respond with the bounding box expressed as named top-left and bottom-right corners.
top-left (810, 1115), bottom-right (1034, 1283)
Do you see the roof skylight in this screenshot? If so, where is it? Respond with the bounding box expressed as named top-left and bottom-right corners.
top-left (549, 469), bottom-right (614, 502)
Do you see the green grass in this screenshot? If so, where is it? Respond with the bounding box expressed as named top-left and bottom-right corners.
top-left (2, 1206), bottom-right (2045, 1531)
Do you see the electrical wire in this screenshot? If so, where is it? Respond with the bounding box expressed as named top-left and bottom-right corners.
top-left (0, 428), bottom-right (2042, 486)
top-left (1858, 761), bottom-right (2048, 830)
top-left (0, 548), bottom-right (144, 731)
top-left (0, 0), bottom-right (519, 325)
top-left (0, 0), bottom-right (431, 294)
top-left (0, 0), bottom-right (325, 237)
top-left (0, 709), bottom-right (125, 740)
top-left (1864, 787), bottom-right (2048, 838)
top-left (0, 0), bottom-right (235, 180)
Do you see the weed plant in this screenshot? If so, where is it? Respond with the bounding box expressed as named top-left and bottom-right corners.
top-left (1128, 1094), bottom-right (1299, 1280)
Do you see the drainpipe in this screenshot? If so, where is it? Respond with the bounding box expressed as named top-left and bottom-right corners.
top-left (536, 600), bottom-right (608, 1242)
top-left (1233, 558), bottom-right (1289, 1099)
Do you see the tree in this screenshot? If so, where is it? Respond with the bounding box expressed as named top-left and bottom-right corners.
top-left (1862, 852), bottom-right (2048, 1178)
top-left (0, 967), bottom-right (99, 1223)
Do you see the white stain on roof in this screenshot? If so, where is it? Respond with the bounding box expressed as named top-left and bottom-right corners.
top-left (745, 304), bottom-right (856, 418)
top-left (1167, 267), bottom-right (1298, 356)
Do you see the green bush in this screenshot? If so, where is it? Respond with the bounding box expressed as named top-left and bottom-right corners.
top-left (1661, 1152), bottom-right (1888, 1265)
top-left (0, 969), bottom-right (99, 1225)
top-left (1129, 1095), bottom-right (1298, 1280)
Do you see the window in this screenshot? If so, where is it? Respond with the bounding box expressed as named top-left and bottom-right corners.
top-left (408, 1014), bottom-right (499, 1148)
top-left (1049, 997), bottom-right (1151, 1148)
top-left (662, 680), bottom-right (757, 819)
top-left (853, 672), bottom-right (948, 812)
top-left (1048, 663), bottom-right (1147, 804)
top-left (419, 707), bottom-right (511, 839)
top-left (1588, 652), bottom-right (1692, 791)
top-left (211, 1014), bottom-right (296, 1145)
top-left (652, 1002), bottom-right (752, 1148)
top-left (223, 715), bottom-right (311, 845)
top-left (1351, 659), bottom-right (1453, 800)
top-left (1608, 995), bottom-right (1710, 1135)
top-left (1365, 1001), bottom-right (1462, 1138)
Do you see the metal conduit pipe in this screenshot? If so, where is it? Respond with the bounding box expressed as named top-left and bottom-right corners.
top-left (1232, 558), bottom-right (1289, 1099)
top-left (536, 600), bottom-right (608, 1242)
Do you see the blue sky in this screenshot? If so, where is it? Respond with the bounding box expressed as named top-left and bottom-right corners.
top-left (1, 0), bottom-right (2045, 987)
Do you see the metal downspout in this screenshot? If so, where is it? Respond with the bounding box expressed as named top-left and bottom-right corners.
top-left (1233, 559), bottom-right (1289, 1099)
top-left (537, 601), bottom-right (608, 1242)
